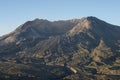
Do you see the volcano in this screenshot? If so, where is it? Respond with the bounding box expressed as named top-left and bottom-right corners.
top-left (0, 16), bottom-right (120, 80)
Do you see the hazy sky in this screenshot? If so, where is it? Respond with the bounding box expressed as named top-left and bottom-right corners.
top-left (0, 0), bottom-right (120, 36)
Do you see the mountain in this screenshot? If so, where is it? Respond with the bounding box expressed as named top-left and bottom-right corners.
top-left (0, 16), bottom-right (120, 80)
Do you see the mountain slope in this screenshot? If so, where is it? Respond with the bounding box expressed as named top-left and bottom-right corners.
top-left (0, 16), bottom-right (120, 80)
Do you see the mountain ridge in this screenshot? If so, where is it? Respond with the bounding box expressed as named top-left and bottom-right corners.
top-left (0, 16), bottom-right (120, 80)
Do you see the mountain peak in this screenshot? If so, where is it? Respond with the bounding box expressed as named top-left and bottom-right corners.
top-left (79, 17), bottom-right (93, 29)
top-left (69, 16), bottom-right (96, 35)
top-left (68, 16), bottom-right (120, 37)
top-left (80, 16), bottom-right (103, 24)
top-left (33, 18), bottom-right (49, 22)
top-left (81, 16), bottom-right (98, 20)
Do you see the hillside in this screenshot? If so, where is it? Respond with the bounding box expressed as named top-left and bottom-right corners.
top-left (0, 16), bottom-right (120, 80)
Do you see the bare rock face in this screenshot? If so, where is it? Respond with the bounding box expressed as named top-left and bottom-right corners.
top-left (0, 16), bottom-right (120, 80)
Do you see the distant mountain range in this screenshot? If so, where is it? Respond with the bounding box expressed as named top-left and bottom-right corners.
top-left (0, 16), bottom-right (120, 80)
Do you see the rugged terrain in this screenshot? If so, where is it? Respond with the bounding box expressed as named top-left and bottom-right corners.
top-left (0, 16), bottom-right (120, 80)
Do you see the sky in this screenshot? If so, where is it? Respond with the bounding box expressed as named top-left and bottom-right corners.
top-left (0, 0), bottom-right (120, 36)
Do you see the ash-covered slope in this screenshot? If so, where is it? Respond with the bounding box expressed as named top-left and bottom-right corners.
top-left (67, 16), bottom-right (120, 51)
top-left (0, 19), bottom-right (77, 43)
top-left (0, 19), bottom-right (78, 57)
top-left (0, 16), bottom-right (120, 80)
